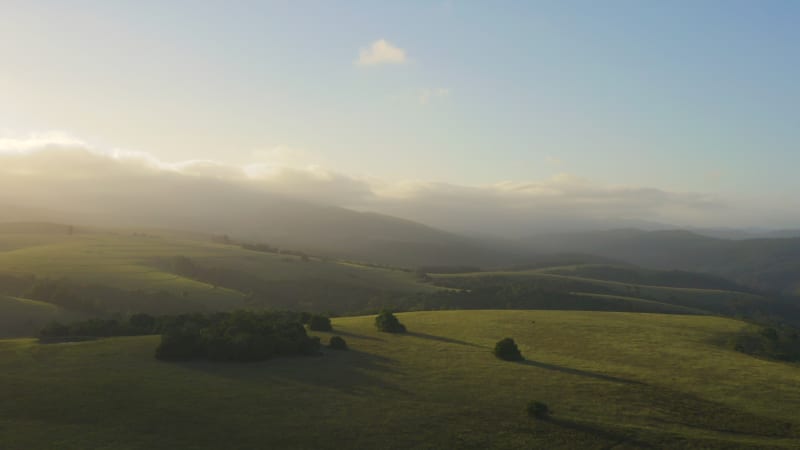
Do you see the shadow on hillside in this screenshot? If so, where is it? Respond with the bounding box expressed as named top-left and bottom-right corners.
top-left (175, 349), bottom-right (408, 395)
top-left (331, 329), bottom-right (385, 342)
top-left (520, 359), bottom-right (644, 386)
top-left (542, 417), bottom-right (654, 449)
top-left (405, 331), bottom-right (488, 349)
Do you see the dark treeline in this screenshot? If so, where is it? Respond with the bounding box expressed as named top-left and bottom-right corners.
top-left (155, 311), bottom-right (321, 361)
top-left (212, 235), bottom-right (311, 260)
top-left (40, 313), bottom-right (158, 341)
top-left (40, 310), bottom-right (331, 362)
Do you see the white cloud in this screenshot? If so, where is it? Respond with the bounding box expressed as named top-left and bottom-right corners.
top-left (356, 39), bottom-right (408, 66)
top-left (0, 131), bottom-right (88, 153)
top-left (418, 87), bottom-right (450, 105)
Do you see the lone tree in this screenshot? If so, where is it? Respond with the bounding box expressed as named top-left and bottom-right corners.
top-left (375, 310), bottom-right (406, 333)
top-left (307, 315), bottom-right (332, 332)
top-left (328, 336), bottom-right (348, 350)
top-left (494, 337), bottom-right (523, 361)
top-left (527, 401), bottom-right (550, 419)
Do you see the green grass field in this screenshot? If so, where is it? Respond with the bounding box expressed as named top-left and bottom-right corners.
top-left (1, 310), bottom-right (798, 449)
top-left (0, 226), bottom-right (437, 317)
top-left (433, 268), bottom-right (768, 314)
top-left (0, 295), bottom-right (84, 338)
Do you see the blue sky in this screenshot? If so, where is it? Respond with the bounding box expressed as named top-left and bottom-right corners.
top-left (1, 1), bottom-right (799, 229)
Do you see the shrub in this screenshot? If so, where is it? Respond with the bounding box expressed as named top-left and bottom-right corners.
top-left (494, 337), bottom-right (523, 361)
top-left (375, 310), bottom-right (406, 333)
top-left (329, 336), bottom-right (348, 350)
top-left (527, 401), bottom-right (550, 419)
top-left (308, 315), bottom-right (332, 331)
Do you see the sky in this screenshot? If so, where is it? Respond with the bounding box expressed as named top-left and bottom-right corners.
top-left (1, 1), bottom-right (800, 232)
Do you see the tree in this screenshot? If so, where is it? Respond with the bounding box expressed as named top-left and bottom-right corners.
top-left (527, 401), bottom-right (550, 419)
top-left (375, 310), bottom-right (406, 333)
top-left (328, 336), bottom-right (348, 350)
top-left (494, 337), bottom-right (523, 361)
top-left (308, 315), bottom-right (332, 331)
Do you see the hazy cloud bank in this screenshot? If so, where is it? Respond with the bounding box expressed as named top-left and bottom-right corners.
top-left (0, 134), bottom-right (782, 236)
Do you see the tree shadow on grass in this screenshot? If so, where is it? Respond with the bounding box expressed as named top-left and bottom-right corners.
top-left (173, 349), bottom-right (409, 395)
top-left (330, 329), bottom-right (385, 342)
top-left (541, 417), bottom-right (655, 449)
top-left (519, 359), bottom-right (645, 386)
top-left (404, 331), bottom-right (489, 349)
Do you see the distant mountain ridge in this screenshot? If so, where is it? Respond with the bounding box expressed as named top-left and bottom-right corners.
top-left (523, 229), bottom-right (800, 294)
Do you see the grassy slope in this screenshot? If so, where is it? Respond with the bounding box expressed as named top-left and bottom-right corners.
top-left (433, 269), bottom-right (767, 313)
top-left (0, 228), bottom-right (435, 312)
top-left (1, 310), bottom-right (798, 449)
top-left (0, 295), bottom-right (84, 338)
top-left (570, 292), bottom-right (710, 315)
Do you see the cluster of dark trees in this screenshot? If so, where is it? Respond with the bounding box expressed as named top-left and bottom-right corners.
top-left (39, 309), bottom-right (348, 361)
top-left (211, 234), bottom-right (314, 260)
top-left (155, 311), bottom-right (322, 361)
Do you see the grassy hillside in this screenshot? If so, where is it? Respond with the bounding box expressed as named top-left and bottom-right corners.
top-left (0, 225), bottom-right (437, 319)
top-left (2, 224), bottom-right (797, 335)
top-left (1, 180), bottom-right (521, 267)
top-left (523, 229), bottom-right (800, 294)
top-left (0, 295), bottom-right (83, 338)
top-left (431, 269), bottom-right (773, 318)
top-left (538, 263), bottom-right (751, 292)
top-left (0, 310), bottom-right (798, 449)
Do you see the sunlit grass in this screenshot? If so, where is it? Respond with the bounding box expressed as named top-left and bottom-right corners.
top-left (0, 229), bottom-right (436, 306)
top-left (0, 310), bottom-right (797, 449)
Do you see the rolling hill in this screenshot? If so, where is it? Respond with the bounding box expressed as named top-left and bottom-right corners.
top-left (524, 229), bottom-right (800, 294)
top-left (0, 223), bottom-right (444, 325)
top-left (0, 184), bottom-right (521, 268)
top-left (0, 295), bottom-right (83, 338)
top-left (424, 261), bottom-right (800, 328)
top-left (1, 310), bottom-right (798, 449)
top-left (3, 223), bottom-right (800, 336)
